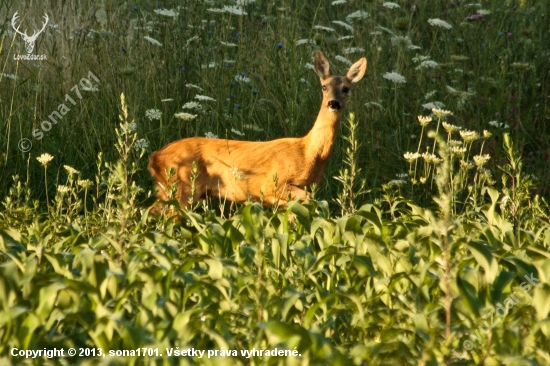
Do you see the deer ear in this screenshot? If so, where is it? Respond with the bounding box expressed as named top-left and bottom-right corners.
top-left (346, 57), bottom-right (367, 84)
top-left (314, 51), bottom-right (332, 79)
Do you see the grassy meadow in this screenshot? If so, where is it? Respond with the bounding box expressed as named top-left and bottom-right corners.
top-left (1, 0), bottom-right (550, 364)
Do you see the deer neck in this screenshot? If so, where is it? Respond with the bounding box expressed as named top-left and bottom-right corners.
top-left (304, 106), bottom-right (342, 161)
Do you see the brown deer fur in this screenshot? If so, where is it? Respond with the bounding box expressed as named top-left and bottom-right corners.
top-left (148, 51), bottom-right (367, 209)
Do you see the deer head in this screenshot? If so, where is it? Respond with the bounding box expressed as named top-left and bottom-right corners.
top-left (11, 11), bottom-right (49, 54)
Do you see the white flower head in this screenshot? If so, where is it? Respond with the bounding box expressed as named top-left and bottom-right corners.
top-left (473, 154), bottom-right (491, 167)
top-left (417, 116), bottom-right (432, 126)
top-left (37, 153), bottom-right (54, 167)
top-left (145, 109), bottom-right (162, 121)
top-left (57, 185), bottom-right (70, 194)
top-left (154, 9), bottom-right (178, 17)
top-left (346, 10), bottom-right (369, 22)
top-left (135, 138), bottom-right (149, 151)
top-left (314, 25), bottom-right (336, 32)
top-left (295, 39), bottom-right (315, 46)
top-left (182, 101), bottom-right (203, 111)
top-left (205, 132), bottom-right (218, 138)
top-left (64, 165), bottom-right (80, 176)
top-left (231, 128), bottom-right (245, 137)
top-left (174, 112), bottom-right (198, 120)
top-left (332, 20), bottom-right (354, 32)
top-left (403, 152), bottom-right (421, 162)
top-left (195, 95), bottom-right (216, 102)
top-left (432, 108), bottom-right (452, 118)
top-left (335, 55), bottom-right (352, 66)
top-left (383, 2), bottom-right (400, 9)
top-left (383, 72), bottom-right (406, 84)
top-left (78, 179), bottom-right (93, 189)
top-left (442, 122), bottom-right (462, 133)
top-left (186, 84), bottom-right (203, 91)
top-left (144, 36), bottom-right (162, 46)
top-left (343, 47), bottom-right (364, 54)
top-left (428, 18), bottom-right (453, 29)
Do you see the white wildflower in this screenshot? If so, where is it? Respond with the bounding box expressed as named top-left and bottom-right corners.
top-left (64, 165), bottom-right (80, 176)
top-left (365, 102), bottom-right (384, 110)
top-left (403, 152), bottom-right (421, 162)
top-left (338, 35), bottom-right (354, 41)
top-left (195, 95), bottom-right (216, 102)
top-left (396, 173), bottom-right (408, 178)
top-left (417, 116), bottom-right (432, 126)
top-left (223, 6), bottom-right (247, 15)
top-left (205, 132), bottom-right (218, 138)
top-left (335, 55), bottom-right (352, 66)
top-left (389, 179), bottom-right (407, 187)
top-left (412, 55), bottom-right (431, 63)
top-left (442, 122), bottom-right (462, 133)
top-left (295, 39), bottom-right (315, 46)
top-left (231, 128), bottom-right (245, 137)
top-left (144, 36), bottom-right (162, 46)
top-left (391, 36), bottom-right (421, 51)
top-left (428, 18), bottom-right (453, 29)
top-left (145, 109), bottom-right (162, 121)
top-left (174, 112), bottom-right (198, 120)
top-left (346, 10), bottom-right (369, 22)
top-left (477, 9), bottom-right (491, 15)
top-left (243, 124), bottom-right (263, 132)
top-left (383, 2), bottom-right (400, 9)
top-left (235, 75), bottom-right (251, 82)
top-left (422, 102), bottom-right (446, 110)
top-left (57, 185), bottom-right (70, 194)
top-left (154, 8), bottom-right (178, 17)
top-left (182, 101), bottom-right (202, 111)
top-left (451, 146), bottom-right (467, 157)
top-left (332, 20), bottom-right (354, 32)
top-left (314, 25), bottom-right (336, 32)
top-left (201, 62), bottom-right (217, 69)
top-left (383, 72), bottom-right (406, 84)
top-left (186, 84), bottom-right (203, 91)
top-left (425, 90), bottom-right (437, 100)
top-left (343, 47), bottom-right (364, 54)
top-left (221, 41), bottom-right (238, 47)
top-left (422, 152), bottom-right (443, 164)
top-left (473, 154), bottom-right (491, 167)
top-left (417, 60), bottom-right (439, 70)
top-left (1, 73), bottom-right (19, 80)
top-left (305, 63), bottom-right (315, 70)
top-left (135, 138), bottom-right (149, 151)
top-left (77, 179), bottom-right (93, 188)
top-left (459, 130), bottom-right (480, 143)
top-left (432, 108), bottom-right (452, 118)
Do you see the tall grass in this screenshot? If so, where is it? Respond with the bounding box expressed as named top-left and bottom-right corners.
top-left (2, 0), bottom-right (550, 364)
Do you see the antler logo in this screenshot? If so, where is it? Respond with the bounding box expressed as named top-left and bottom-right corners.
top-left (11, 11), bottom-right (49, 54)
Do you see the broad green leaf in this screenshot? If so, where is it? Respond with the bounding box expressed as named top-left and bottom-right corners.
top-left (466, 241), bottom-right (498, 282)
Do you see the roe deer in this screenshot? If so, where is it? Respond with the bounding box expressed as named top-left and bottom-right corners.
top-left (149, 51), bottom-right (367, 209)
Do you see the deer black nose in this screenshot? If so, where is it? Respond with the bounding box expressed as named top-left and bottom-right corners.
top-left (328, 100), bottom-right (341, 110)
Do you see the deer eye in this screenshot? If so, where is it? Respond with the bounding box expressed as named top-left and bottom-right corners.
top-left (322, 85), bottom-right (327, 91)
top-left (343, 87), bottom-right (350, 93)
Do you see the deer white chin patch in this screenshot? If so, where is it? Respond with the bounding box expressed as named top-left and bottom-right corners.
top-left (328, 108), bottom-right (340, 113)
